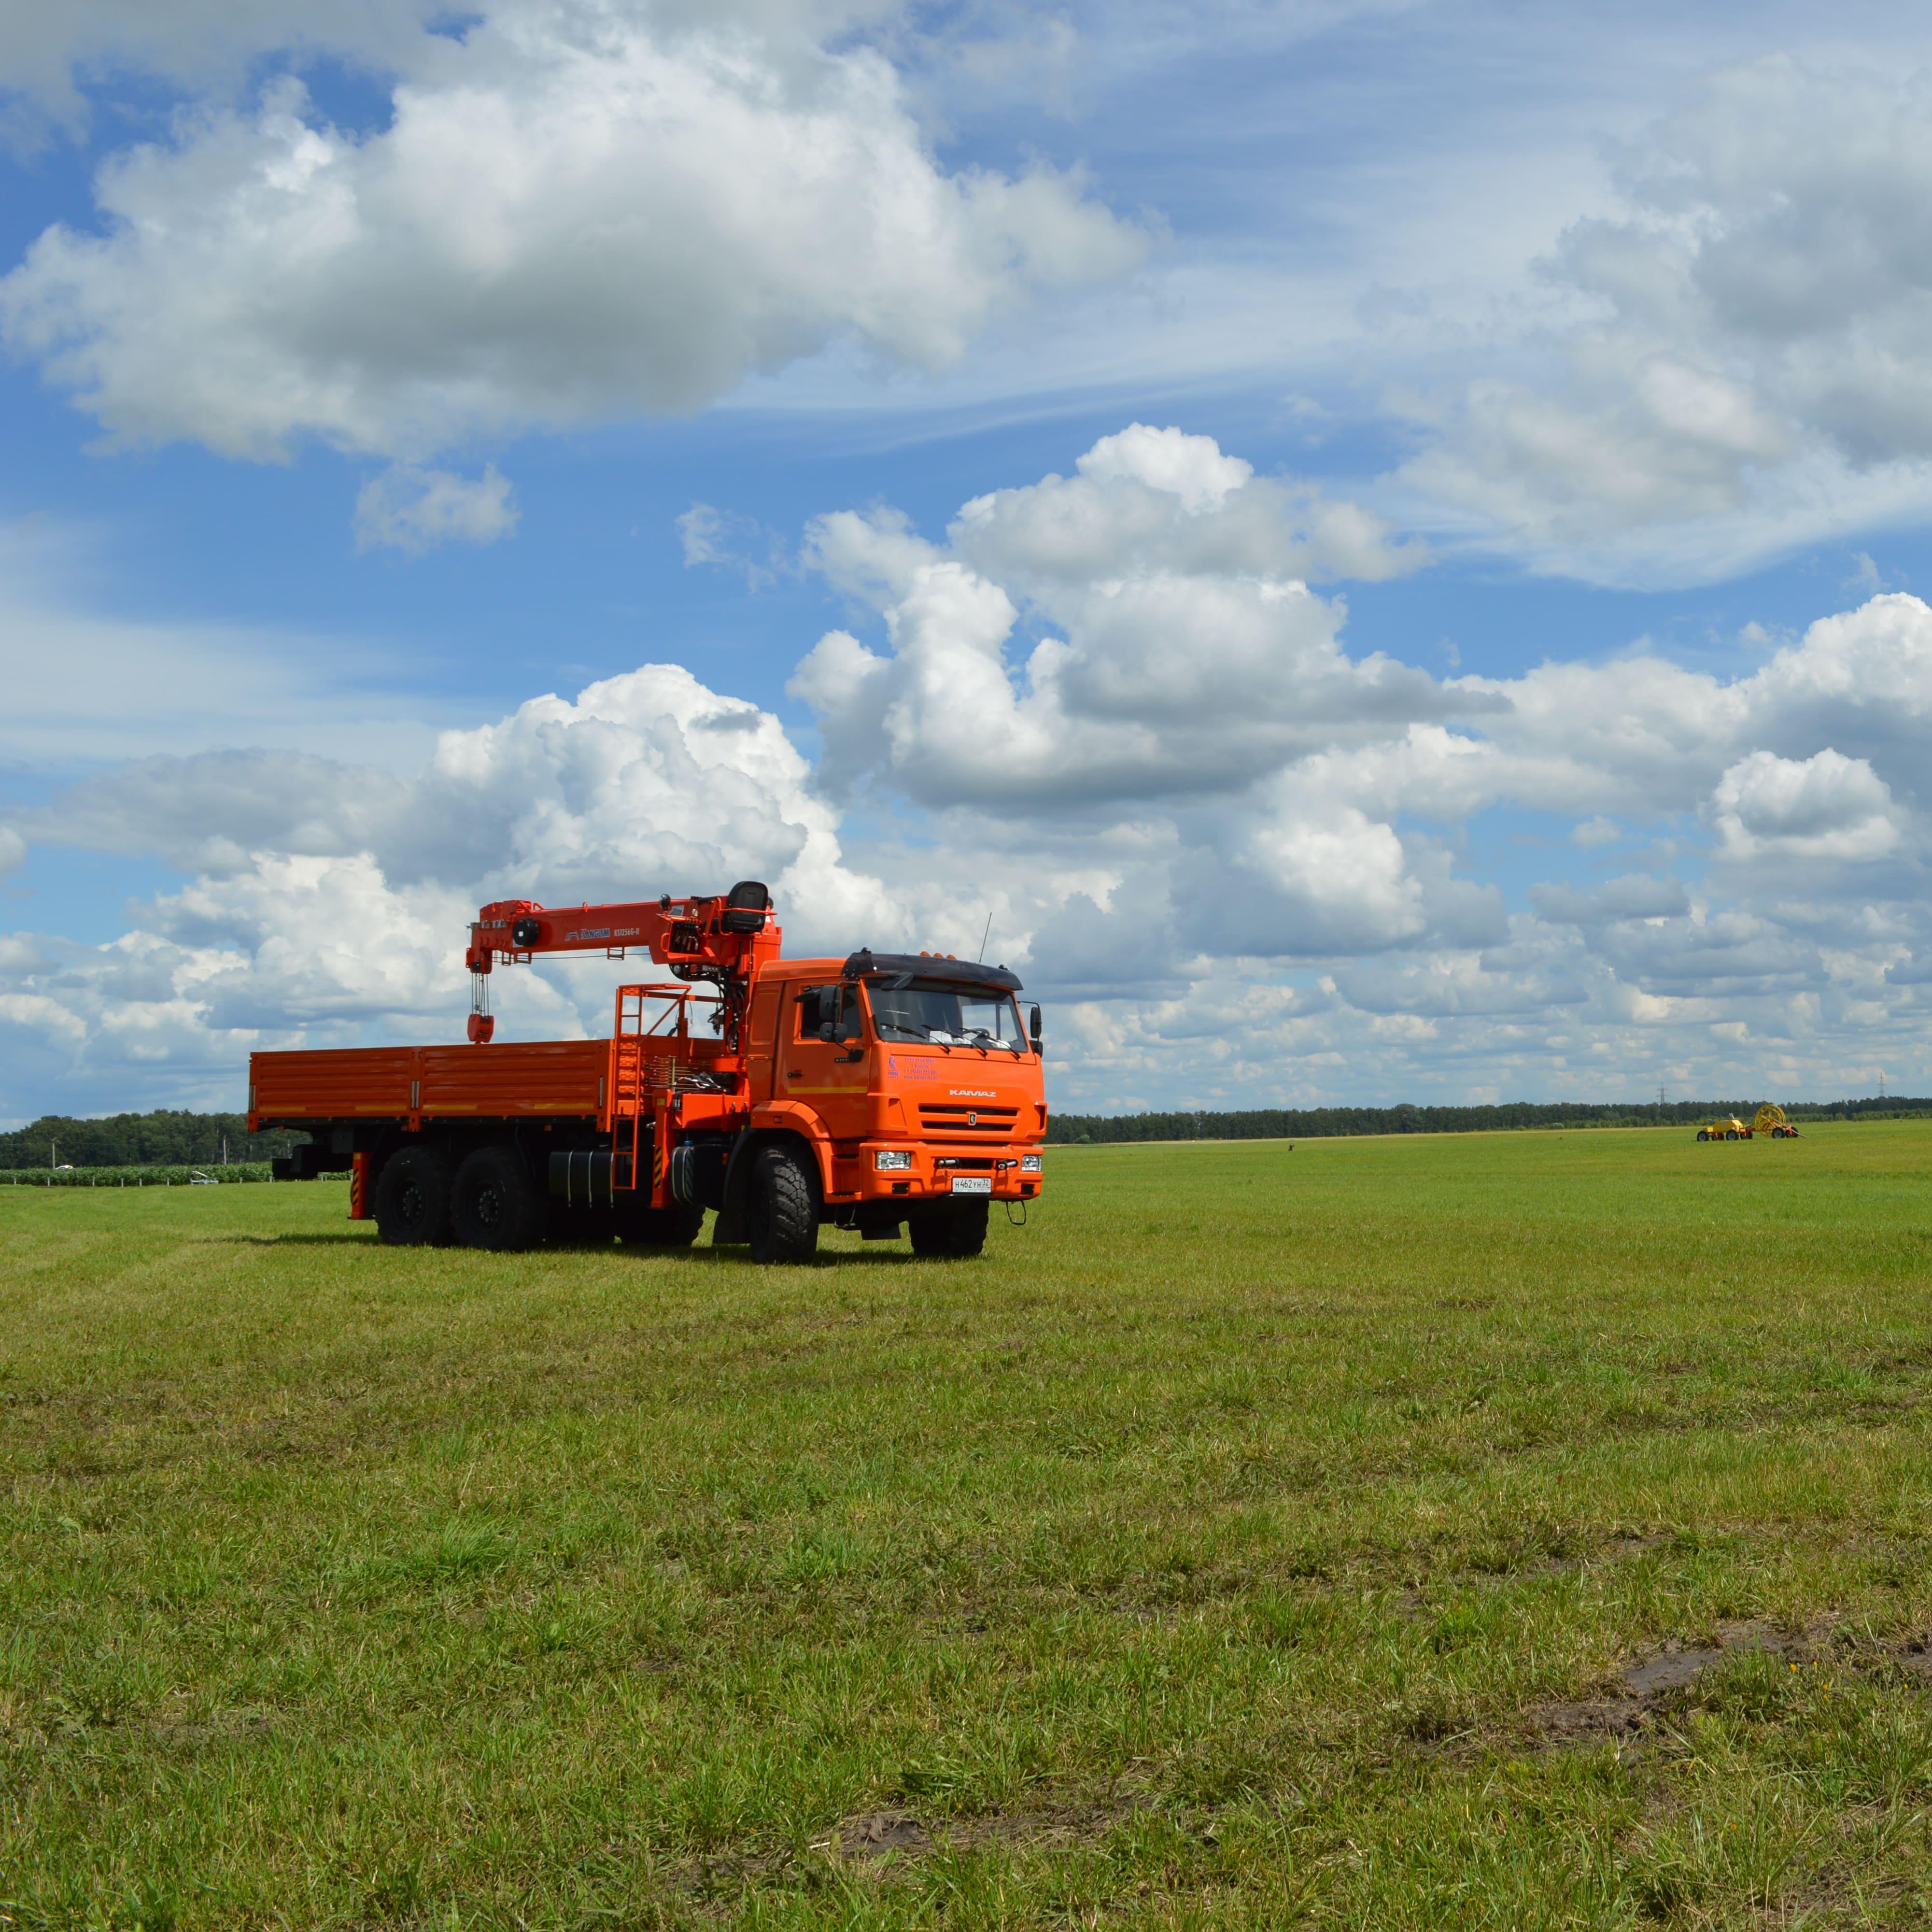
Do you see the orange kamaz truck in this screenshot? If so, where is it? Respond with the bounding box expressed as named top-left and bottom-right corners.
top-left (247, 881), bottom-right (1045, 1263)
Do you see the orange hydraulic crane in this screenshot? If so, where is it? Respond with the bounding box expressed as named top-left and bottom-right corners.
top-left (464, 881), bottom-right (780, 1045)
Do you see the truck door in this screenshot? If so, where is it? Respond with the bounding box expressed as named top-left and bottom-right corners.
top-left (781, 982), bottom-right (870, 1138)
top-left (745, 980), bottom-right (783, 1101)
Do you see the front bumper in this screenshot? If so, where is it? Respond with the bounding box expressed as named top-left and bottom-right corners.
top-left (828, 1140), bottom-right (1042, 1205)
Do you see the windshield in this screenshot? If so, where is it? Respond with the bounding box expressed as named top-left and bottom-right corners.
top-left (864, 978), bottom-right (1028, 1052)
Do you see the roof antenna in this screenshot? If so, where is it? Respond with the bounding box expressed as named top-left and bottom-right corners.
top-left (977, 908), bottom-right (993, 962)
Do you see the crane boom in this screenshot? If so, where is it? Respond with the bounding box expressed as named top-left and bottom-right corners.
top-left (463, 879), bottom-right (777, 1042)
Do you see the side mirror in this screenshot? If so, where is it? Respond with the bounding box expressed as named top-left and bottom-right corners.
top-left (1029, 1004), bottom-right (1043, 1053)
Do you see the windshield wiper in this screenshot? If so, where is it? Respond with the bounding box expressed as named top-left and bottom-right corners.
top-left (962, 1027), bottom-right (1019, 1052)
top-left (875, 1020), bottom-right (931, 1040)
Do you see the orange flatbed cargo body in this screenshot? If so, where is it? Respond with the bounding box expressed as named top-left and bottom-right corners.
top-left (247, 881), bottom-right (1046, 1263)
top-left (251, 1040), bottom-right (611, 1125)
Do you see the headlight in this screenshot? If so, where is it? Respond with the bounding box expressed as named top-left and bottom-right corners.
top-left (1021, 1153), bottom-right (1042, 1172)
top-left (874, 1149), bottom-right (913, 1171)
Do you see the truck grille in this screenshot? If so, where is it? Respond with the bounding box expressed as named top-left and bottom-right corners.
top-left (918, 1104), bottom-right (1019, 1141)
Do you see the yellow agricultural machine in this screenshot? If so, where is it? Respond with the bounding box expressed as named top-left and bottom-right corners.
top-left (1693, 1106), bottom-right (1801, 1142)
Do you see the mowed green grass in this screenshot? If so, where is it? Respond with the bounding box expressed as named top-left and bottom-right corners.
top-left (4, 1126), bottom-right (1932, 1930)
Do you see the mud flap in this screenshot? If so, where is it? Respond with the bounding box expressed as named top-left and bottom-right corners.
top-left (711, 1134), bottom-right (754, 1245)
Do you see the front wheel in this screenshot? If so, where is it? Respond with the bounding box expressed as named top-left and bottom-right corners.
top-left (747, 1145), bottom-right (818, 1264)
top-left (909, 1200), bottom-right (988, 1259)
top-left (451, 1144), bottom-right (546, 1251)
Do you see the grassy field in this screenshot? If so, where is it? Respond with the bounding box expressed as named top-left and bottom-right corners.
top-left (4, 1123), bottom-right (1932, 1929)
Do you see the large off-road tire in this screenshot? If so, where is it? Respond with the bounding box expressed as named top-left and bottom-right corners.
top-left (616, 1199), bottom-right (706, 1248)
top-left (909, 1199), bottom-right (989, 1259)
top-left (747, 1144), bottom-right (818, 1264)
top-left (372, 1143), bottom-right (455, 1246)
top-left (451, 1143), bottom-right (547, 1251)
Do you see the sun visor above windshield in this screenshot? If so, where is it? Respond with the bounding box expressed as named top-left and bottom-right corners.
top-left (841, 949), bottom-right (1023, 993)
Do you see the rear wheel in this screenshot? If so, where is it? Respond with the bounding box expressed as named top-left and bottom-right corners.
top-left (451, 1143), bottom-right (546, 1251)
top-left (909, 1200), bottom-right (989, 1259)
top-left (747, 1145), bottom-right (818, 1264)
top-left (616, 1199), bottom-right (706, 1248)
top-left (372, 1144), bottom-right (455, 1246)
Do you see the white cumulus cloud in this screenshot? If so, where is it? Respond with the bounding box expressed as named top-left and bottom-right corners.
top-left (0, 0), bottom-right (450, 126)
top-left (775, 437), bottom-right (1932, 1102)
top-left (0, 658), bottom-right (902, 1115)
top-left (9, 429), bottom-right (1932, 1118)
top-left (1712, 749), bottom-right (1900, 862)
top-left (790, 425), bottom-right (1453, 812)
top-left (1401, 56), bottom-right (1932, 581)
top-left (0, 3), bottom-right (1142, 463)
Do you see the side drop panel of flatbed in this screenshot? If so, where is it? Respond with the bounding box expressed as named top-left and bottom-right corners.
top-left (417, 1042), bottom-right (607, 1120)
top-left (252, 1040), bottom-right (608, 1126)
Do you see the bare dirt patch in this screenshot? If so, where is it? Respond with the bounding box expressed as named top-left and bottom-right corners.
top-left (1539, 1532), bottom-right (1669, 1577)
top-left (832, 1813), bottom-right (934, 1863)
top-left (1878, 1638), bottom-right (1932, 1687)
top-left (823, 1797), bottom-right (1154, 1871)
top-left (1533, 1619), bottom-right (1808, 1747)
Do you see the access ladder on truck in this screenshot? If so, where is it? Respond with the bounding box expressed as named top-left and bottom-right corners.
top-left (607, 983), bottom-right (722, 1199)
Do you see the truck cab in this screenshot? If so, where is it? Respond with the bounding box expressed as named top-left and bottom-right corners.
top-left (757, 952), bottom-right (1044, 1226)
top-left (684, 949), bottom-right (1045, 1260)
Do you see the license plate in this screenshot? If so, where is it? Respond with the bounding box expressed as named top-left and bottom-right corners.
top-left (949, 1176), bottom-right (992, 1194)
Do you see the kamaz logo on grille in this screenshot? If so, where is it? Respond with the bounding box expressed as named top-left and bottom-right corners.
top-left (966, 1111), bottom-right (978, 1126)
top-left (950, 1090), bottom-right (997, 1098)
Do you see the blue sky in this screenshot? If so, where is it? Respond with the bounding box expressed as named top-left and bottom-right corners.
top-left (3, 0), bottom-right (1931, 1121)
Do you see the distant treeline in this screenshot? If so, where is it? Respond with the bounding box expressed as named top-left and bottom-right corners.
top-left (0, 1111), bottom-right (306, 1169)
top-left (5, 1101), bottom-right (1925, 1165)
top-left (1, 1164), bottom-right (280, 1187)
top-left (1045, 1097), bottom-right (1932, 1145)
